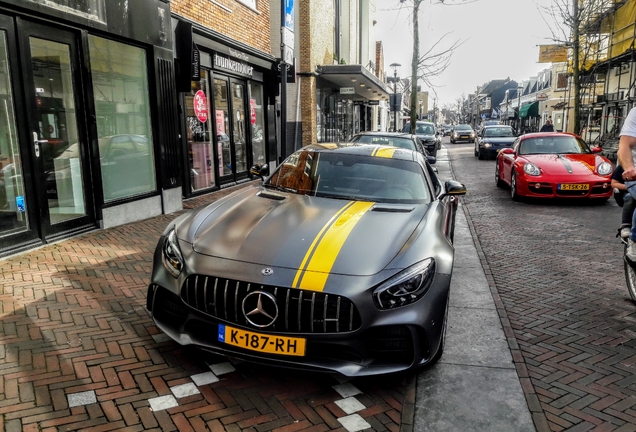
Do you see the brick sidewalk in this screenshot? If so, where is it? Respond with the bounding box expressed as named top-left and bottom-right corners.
top-left (0, 182), bottom-right (414, 432)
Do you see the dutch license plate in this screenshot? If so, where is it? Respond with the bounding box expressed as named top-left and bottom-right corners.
top-left (558, 183), bottom-right (589, 191)
top-left (218, 324), bottom-right (306, 356)
top-left (460, 135), bottom-right (468, 139)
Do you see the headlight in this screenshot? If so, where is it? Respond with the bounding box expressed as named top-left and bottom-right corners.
top-left (373, 259), bottom-right (436, 310)
top-left (597, 162), bottom-right (612, 175)
top-left (162, 228), bottom-right (184, 278)
top-left (470, 133), bottom-right (475, 137)
top-left (483, 143), bottom-right (491, 148)
top-left (523, 163), bottom-right (541, 176)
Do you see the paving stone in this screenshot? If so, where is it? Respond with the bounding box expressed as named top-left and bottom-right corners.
top-left (148, 395), bottom-right (178, 412)
top-left (67, 391), bottom-right (97, 408)
top-left (170, 383), bottom-right (200, 398)
top-left (333, 384), bottom-right (361, 398)
top-left (335, 397), bottom-right (365, 415)
top-left (338, 414), bottom-right (372, 432)
top-left (209, 362), bottom-right (235, 376)
top-left (191, 372), bottom-right (219, 386)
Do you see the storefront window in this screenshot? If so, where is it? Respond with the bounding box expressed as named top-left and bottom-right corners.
top-left (0, 31), bottom-right (27, 234)
top-left (249, 82), bottom-right (266, 166)
top-left (232, 82), bottom-right (247, 172)
top-left (186, 70), bottom-right (215, 191)
top-left (88, 35), bottom-right (156, 202)
top-left (25, 0), bottom-right (106, 23)
top-left (213, 79), bottom-right (231, 176)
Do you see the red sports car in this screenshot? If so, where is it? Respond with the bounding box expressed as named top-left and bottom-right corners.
top-left (495, 132), bottom-right (614, 201)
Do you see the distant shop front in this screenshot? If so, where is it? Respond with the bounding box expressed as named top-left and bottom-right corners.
top-left (172, 17), bottom-right (278, 196)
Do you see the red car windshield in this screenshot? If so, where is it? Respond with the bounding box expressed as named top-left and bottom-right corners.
top-left (519, 136), bottom-right (590, 155)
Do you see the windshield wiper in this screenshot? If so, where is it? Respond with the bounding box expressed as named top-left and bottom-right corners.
top-left (317, 193), bottom-right (361, 201)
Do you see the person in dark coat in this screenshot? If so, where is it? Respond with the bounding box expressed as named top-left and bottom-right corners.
top-left (540, 119), bottom-right (554, 132)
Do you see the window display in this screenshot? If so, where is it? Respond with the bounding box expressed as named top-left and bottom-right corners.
top-left (89, 35), bottom-right (156, 202)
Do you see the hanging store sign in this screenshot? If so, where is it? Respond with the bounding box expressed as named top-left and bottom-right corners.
top-left (214, 53), bottom-right (254, 78)
top-left (193, 90), bottom-right (208, 123)
top-left (538, 45), bottom-right (568, 63)
top-left (340, 87), bottom-right (355, 94)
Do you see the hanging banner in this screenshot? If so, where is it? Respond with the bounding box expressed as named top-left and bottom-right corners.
top-left (538, 45), bottom-right (568, 63)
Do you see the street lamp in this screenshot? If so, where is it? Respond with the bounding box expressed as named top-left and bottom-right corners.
top-left (390, 62), bottom-right (401, 132)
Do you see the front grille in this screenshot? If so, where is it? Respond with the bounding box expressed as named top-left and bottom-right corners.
top-left (180, 275), bottom-right (362, 334)
top-left (153, 286), bottom-right (188, 330)
top-left (362, 325), bottom-right (414, 364)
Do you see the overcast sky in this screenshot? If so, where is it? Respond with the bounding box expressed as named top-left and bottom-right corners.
top-left (375, 0), bottom-right (560, 108)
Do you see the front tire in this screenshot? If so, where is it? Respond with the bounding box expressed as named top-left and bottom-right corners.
top-left (624, 247), bottom-right (636, 302)
top-left (511, 171), bottom-right (521, 201)
top-left (478, 149), bottom-right (484, 160)
top-left (451, 139), bottom-right (455, 144)
top-left (495, 162), bottom-right (505, 188)
top-left (428, 294), bottom-right (449, 366)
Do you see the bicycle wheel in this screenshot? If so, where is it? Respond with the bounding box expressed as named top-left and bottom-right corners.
top-left (624, 245), bottom-right (636, 302)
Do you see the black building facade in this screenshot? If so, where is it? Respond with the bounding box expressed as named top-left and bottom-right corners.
top-left (0, 0), bottom-right (180, 257)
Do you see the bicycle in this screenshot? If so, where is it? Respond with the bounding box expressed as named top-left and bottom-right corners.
top-left (619, 231), bottom-right (636, 302)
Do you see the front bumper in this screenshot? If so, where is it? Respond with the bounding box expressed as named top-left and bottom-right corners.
top-left (147, 271), bottom-right (451, 377)
top-left (452, 135), bottom-right (474, 142)
top-left (516, 174), bottom-right (612, 199)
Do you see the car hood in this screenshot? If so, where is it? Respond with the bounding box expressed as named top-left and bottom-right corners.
top-left (481, 137), bottom-right (516, 144)
top-left (522, 153), bottom-right (607, 175)
top-left (417, 134), bottom-right (436, 140)
top-left (178, 187), bottom-right (429, 278)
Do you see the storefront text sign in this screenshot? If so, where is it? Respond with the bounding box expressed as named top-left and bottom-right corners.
top-left (340, 87), bottom-right (355, 95)
top-left (194, 90), bottom-right (208, 123)
top-left (214, 53), bottom-right (253, 78)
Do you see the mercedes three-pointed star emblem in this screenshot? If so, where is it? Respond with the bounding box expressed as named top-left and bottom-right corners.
top-left (242, 291), bottom-right (278, 328)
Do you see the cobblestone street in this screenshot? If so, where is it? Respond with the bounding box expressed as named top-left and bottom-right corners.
top-left (448, 141), bottom-right (636, 431)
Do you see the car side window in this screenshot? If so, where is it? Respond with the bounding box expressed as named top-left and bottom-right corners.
top-left (512, 138), bottom-right (521, 152)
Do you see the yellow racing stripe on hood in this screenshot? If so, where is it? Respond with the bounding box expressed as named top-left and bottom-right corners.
top-left (293, 201), bottom-right (375, 291)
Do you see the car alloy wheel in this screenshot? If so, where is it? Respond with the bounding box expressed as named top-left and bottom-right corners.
top-left (474, 145), bottom-right (479, 157)
top-left (478, 148), bottom-right (484, 160)
top-left (511, 171), bottom-right (521, 201)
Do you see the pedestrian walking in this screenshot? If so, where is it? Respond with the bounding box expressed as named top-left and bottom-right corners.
top-left (540, 119), bottom-right (554, 132)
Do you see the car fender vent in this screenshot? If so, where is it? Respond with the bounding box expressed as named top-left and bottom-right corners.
top-left (372, 206), bottom-right (414, 213)
top-left (257, 191), bottom-right (286, 201)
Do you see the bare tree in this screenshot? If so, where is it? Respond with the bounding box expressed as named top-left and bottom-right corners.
top-left (538, 0), bottom-right (615, 134)
top-left (389, 0), bottom-right (471, 133)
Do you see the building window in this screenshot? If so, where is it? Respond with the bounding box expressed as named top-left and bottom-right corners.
top-left (236, 0), bottom-right (257, 10)
top-left (88, 36), bottom-right (156, 202)
top-left (0, 31), bottom-right (28, 234)
top-left (556, 73), bottom-right (568, 90)
top-left (25, 0), bottom-right (106, 23)
top-left (249, 82), bottom-right (266, 166)
top-left (186, 70), bottom-right (216, 192)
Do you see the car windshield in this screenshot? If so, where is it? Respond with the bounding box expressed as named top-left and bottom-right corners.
top-left (455, 125), bottom-right (472, 131)
top-left (484, 127), bottom-right (514, 137)
top-left (403, 123), bottom-right (434, 134)
top-left (351, 135), bottom-right (416, 151)
top-left (518, 136), bottom-right (590, 155)
top-left (264, 151), bottom-right (430, 203)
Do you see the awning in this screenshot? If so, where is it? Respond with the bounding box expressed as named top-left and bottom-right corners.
top-left (316, 64), bottom-right (390, 101)
top-left (519, 101), bottom-right (540, 118)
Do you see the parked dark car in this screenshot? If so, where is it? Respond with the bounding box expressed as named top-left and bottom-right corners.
top-left (147, 143), bottom-right (467, 376)
top-left (450, 124), bottom-right (475, 143)
top-left (401, 121), bottom-right (441, 157)
top-left (350, 132), bottom-right (437, 165)
top-left (474, 125), bottom-right (516, 159)
top-left (443, 125), bottom-right (453, 136)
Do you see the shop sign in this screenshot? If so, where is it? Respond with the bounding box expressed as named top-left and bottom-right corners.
top-left (536, 93), bottom-right (548, 101)
top-left (340, 87), bottom-right (355, 95)
top-left (214, 53), bottom-right (254, 78)
top-left (191, 47), bottom-right (201, 81)
top-left (250, 99), bottom-right (257, 125)
top-left (194, 90), bottom-right (208, 123)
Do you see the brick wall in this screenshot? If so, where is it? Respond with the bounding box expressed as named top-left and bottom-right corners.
top-left (171, 0), bottom-right (272, 54)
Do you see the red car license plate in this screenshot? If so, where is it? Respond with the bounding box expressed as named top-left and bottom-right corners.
top-left (558, 183), bottom-right (589, 191)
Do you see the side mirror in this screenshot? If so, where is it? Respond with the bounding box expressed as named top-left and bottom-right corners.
top-left (440, 179), bottom-right (467, 200)
top-left (250, 163), bottom-right (269, 180)
top-left (590, 146), bottom-right (602, 154)
top-left (500, 148), bottom-right (515, 155)
top-left (426, 155), bottom-right (436, 165)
